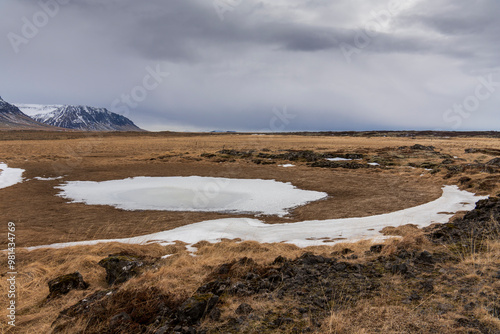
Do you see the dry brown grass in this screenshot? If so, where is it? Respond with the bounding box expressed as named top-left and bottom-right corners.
top-left (320, 241), bottom-right (500, 334)
top-left (0, 132), bottom-right (464, 248)
top-left (1, 132), bottom-right (500, 333)
top-left (0, 238), bottom-right (398, 333)
top-left (2, 223), bottom-right (500, 333)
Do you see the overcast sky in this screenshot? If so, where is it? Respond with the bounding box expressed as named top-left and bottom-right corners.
top-left (1, 0), bottom-right (499, 131)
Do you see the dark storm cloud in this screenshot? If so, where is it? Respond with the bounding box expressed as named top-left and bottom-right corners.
top-left (1, 0), bottom-right (499, 131)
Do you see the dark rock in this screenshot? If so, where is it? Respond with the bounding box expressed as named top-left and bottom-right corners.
top-left (47, 272), bottom-right (89, 299)
top-left (108, 312), bottom-right (132, 329)
top-left (458, 176), bottom-right (472, 184)
top-left (331, 248), bottom-right (353, 256)
top-left (172, 326), bottom-right (197, 334)
top-left (155, 325), bottom-right (170, 334)
top-left (390, 262), bottom-right (409, 275)
top-left (216, 263), bottom-right (232, 275)
top-left (310, 160), bottom-right (366, 169)
top-left (396, 250), bottom-right (412, 259)
top-left (403, 293), bottom-right (422, 304)
top-left (272, 316), bottom-right (294, 327)
top-left (235, 303), bottom-right (253, 315)
top-left (272, 255), bottom-right (288, 264)
top-left (51, 289), bottom-right (114, 331)
top-left (177, 293), bottom-right (219, 324)
top-left (465, 148), bottom-right (500, 155)
top-left (217, 149), bottom-right (254, 158)
top-left (341, 248), bottom-right (354, 255)
top-left (455, 317), bottom-right (491, 332)
top-left (428, 197), bottom-right (500, 245)
top-left (419, 280), bottom-right (434, 293)
top-left (237, 257), bottom-right (256, 267)
top-left (416, 251), bottom-right (434, 264)
top-left (209, 307), bottom-right (221, 321)
top-left (344, 153), bottom-right (364, 160)
top-left (464, 302), bottom-right (476, 311)
top-left (196, 279), bottom-right (230, 295)
top-left (486, 158), bottom-right (500, 166)
top-left (299, 253), bottom-right (326, 265)
top-left (369, 245), bottom-right (384, 253)
top-left (98, 254), bottom-right (144, 285)
top-left (398, 144), bottom-right (435, 152)
top-left (436, 303), bottom-right (454, 314)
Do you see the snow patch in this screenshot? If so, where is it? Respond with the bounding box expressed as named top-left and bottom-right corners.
top-left (55, 176), bottom-right (328, 217)
top-left (14, 104), bottom-right (62, 117)
top-left (327, 157), bottom-right (352, 161)
top-left (26, 186), bottom-right (486, 251)
top-left (0, 163), bottom-right (24, 189)
top-left (279, 164), bottom-right (295, 168)
top-left (34, 176), bottom-right (64, 181)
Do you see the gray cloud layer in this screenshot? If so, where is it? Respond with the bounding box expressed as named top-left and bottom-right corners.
top-left (1, 0), bottom-right (499, 131)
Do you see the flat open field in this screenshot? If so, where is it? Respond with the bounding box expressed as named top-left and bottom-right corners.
top-left (2, 131), bottom-right (500, 333)
top-left (1, 131), bottom-right (499, 248)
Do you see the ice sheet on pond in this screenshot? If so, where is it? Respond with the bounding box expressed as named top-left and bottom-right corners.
top-left (56, 176), bottom-right (328, 216)
top-left (27, 186), bottom-right (486, 251)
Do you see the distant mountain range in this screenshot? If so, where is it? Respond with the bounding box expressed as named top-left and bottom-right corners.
top-left (16, 104), bottom-right (143, 131)
top-left (0, 96), bottom-right (143, 131)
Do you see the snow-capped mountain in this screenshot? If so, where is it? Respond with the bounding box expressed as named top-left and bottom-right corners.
top-left (15, 104), bottom-right (144, 131)
top-left (15, 104), bottom-right (63, 117)
top-left (0, 97), bottom-right (56, 130)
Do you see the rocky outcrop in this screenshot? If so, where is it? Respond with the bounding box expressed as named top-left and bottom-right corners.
top-left (98, 254), bottom-right (145, 286)
top-left (47, 272), bottom-right (89, 299)
top-left (465, 148), bottom-right (500, 156)
top-left (427, 197), bottom-right (500, 246)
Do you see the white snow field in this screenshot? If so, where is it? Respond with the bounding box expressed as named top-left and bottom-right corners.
top-left (28, 185), bottom-right (486, 251)
top-left (56, 176), bottom-right (328, 216)
top-left (0, 163), bottom-right (24, 189)
top-left (14, 103), bottom-right (62, 117)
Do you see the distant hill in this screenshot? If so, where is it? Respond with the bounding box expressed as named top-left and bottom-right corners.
top-left (0, 97), bottom-right (57, 130)
top-left (16, 104), bottom-right (144, 132)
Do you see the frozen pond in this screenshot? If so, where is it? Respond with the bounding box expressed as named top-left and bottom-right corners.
top-left (29, 185), bottom-right (486, 251)
top-left (56, 176), bottom-right (328, 216)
